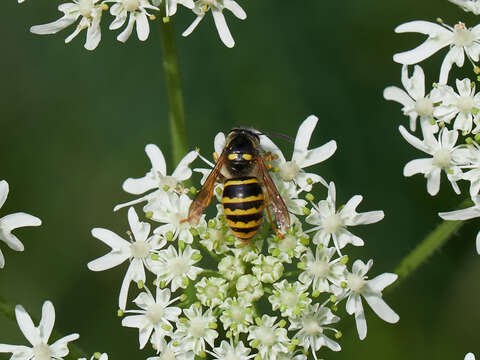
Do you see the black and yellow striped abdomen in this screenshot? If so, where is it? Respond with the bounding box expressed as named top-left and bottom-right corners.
top-left (222, 177), bottom-right (264, 240)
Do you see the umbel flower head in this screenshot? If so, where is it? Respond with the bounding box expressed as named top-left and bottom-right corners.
top-left (88, 115), bottom-right (399, 359)
top-left (0, 301), bottom-right (79, 360)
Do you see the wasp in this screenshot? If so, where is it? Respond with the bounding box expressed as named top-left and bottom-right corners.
top-left (183, 128), bottom-right (290, 241)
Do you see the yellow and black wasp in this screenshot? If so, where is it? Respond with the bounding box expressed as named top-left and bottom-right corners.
top-left (183, 128), bottom-right (290, 242)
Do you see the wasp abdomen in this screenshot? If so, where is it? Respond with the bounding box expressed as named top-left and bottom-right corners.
top-left (222, 177), bottom-right (264, 240)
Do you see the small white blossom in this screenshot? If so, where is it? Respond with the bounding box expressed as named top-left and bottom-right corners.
top-left (218, 255), bottom-right (245, 280)
top-left (199, 212), bottom-right (233, 255)
top-left (151, 192), bottom-right (201, 244)
top-left (399, 125), bottom-right (465, 195)
top-left (305, 182), bottom-right (384, 252)
top-left (0, 180), bottom-right (41, 269)
top-left (267, 228), bottom-right (308, 263)
top-left (30, 0), bottom-right (105, 51)
top-left (299, 246), bottom-right (346, 292)
top-left (383, 65), bottom-right (443, 131)
top-left (439, 195), bottom-right (480, 253)
top-left (122, 287), bottom-right (181, 349)
top-left (78, 353), bottom-right (108, 360)
top-left (456, 143), bottom-right (480, 196)
top-left (208, 340), bottom-right (252, 360)
top-left (109, 0), bottom-right (159, 43)
top-left (268, 280), bottom-right (311, 318)
top-left (247, 315), bottom-right (289, 360)
top-left (449, 0), bottom-right (480, 14)
top-left (251, 255), bottom-right (284, 283)
top-left (219, 297), bottom-right (253, 334)
top-left (151, 244), bottom-right (202, 291)
top-left (289, 303), bottom-right (341, 357)
top-left (0, 301), bottom-right (79, 360)
top-left (115, 145), bottom-right (197, 211)
top-left (147, 338), bottom-right (194, 359)
top-left (174, 305), bottom-right (218, 355)
top-left (195, 276), bottom-right (228, 308)
top-left (393, 20), bottom-right (480, 84)
top-left (343, 259), bottom-right (399, 340)
top-left (88, 207), bottom-right (166, 310)
top-left (433, 79), bottom-right (480, 133)
top-left (261, 115), bottom-right (336, 192)
top-left (182, 0), bottom-right (247, 48)
top-left (236, 274), bottom-right (263, 302)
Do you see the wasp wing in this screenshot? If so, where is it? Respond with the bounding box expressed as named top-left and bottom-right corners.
top-left (186, 150), bottom-right (226, 225)
top-left (257, 157), bottom-right (290, 232)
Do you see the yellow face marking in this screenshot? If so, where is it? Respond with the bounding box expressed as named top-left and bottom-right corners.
top-left (232, 230), bottom-right (259, 239)
top-left (228, 153), bottom-right (238, 161)
top-left (222, 194), bottom-right (264, 203)
top-left (224, 178), bottom-right (258, 187)
top-left (224, 207), bottom-right (264, 216)
top-left (242, 153), bottom-right (253, 161)
top-left (227, 218), bottom-right (263, 229)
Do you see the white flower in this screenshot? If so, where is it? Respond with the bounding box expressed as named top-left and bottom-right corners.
top-left (465, 353), bottom-right (476, 360)
top-left (174, 305), bottom-right (218, 355)
top-left (79, 353), bottom-right (108, 360)
top-left (267, 224), bottom-right (308, 263)
top-left (199, 212), bottom-right (233, 255)
top-left (433, 79), bottom-right (480, 133)
top-left (182, 0), bottom-right (247, 48)
top-left (439, 195), bottom-right (480, 253)
top-left (383, 65), bottom-right (442, 132)
top-left (219, 297), bottom-right (253, 334)
top-left (236, 274), bottom-right (263, 302)
top-left (289, 303), bottom-right (341, 357)
top-left (260, 115), bottom-right (336, 192)
top-left (247, 315), bottom-right (289, 360)
top-left (0, 301), bottom-right (79, 360)
top-left (305, 181), bottom-right (384, 252)
top-left (218, 255), bottom-right (245, 280)
top-left (449, 0), bottom-right (480, 14)
top-left (299, 246), bottom-right (346, 293)
top-left (0, 180), bottom-right (41, 269)
top-left (251, 255), bottom-right (283, 283)
top-left (343, 259), bottom-right (399, 340)
top-left (147, 338), bottom-right (194, 359)
top-left (151, 192), bottom-right (201, 244)
top-left (87, 207), bottom-right (166, 310)
top-left (208, 340), bottom-right (252, 360)
top-left (114, 145), bottom-right (197, 211)
top-left (268, 280), bottom-right (311, 318)
top-left (109, 0), bottom-right (159, 43)
top-left (122, 287), bottom-right (181, 349)
top-left (393, 20), bottom-right (480, 84)
top-left (399, 125), bottom-right (465, 195)
top-left (276, 180), bottom-right (307, 215)
top-left (195, 276), bottom-right (228, 308)
top-left (151, 0), bottom-right (194, 16)
top-left (151, 244), bottom-right (202, 291)
top-left (30, 0), bottom-right (105, 51)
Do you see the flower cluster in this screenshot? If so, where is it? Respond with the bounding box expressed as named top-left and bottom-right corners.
top-left (88, 115), bottom-right (399, 359)
top-left (21, 0), bottom-right (246, 50)
top-left (384, 0), bottom-right (480, 255)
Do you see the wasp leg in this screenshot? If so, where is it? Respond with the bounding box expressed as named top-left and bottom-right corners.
top-left (213, 152), bottom-right (219, 162)
top-left (264, 187), bottom-right (285, 239)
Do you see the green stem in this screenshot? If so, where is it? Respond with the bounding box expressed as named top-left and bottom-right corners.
top-left (158, 12), bottom-right (188, 165)
top-left (0, 296), bottom-right (88, 360)
top-left (392, 198), bottom-right (473, 289)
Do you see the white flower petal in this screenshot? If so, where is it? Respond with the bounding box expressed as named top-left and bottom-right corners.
top-left (383, 86), bottom-right (415, 108)
top-left (128, 207), bottom-right (150, 242)
top-left (91, 228), bottom-right (131, 250)
top-left (293, 115), bottom-right (318, 153)
top-left (135, 13), bottom-right (149, 41)
top-left (363, 294), bottom-right (400, 323)
top-left (426, 167), bottom-right (441, 196)
top-left (15, 305), bottom-right (40, 346)
top-left (182, 14), bottom-right (204, 37)
top-left (398, 126), bottom-right (429, 153)
top-left (368, 273), bottom-right (398, 292)
top-left (172, 151), bottom-right (198, 181)
top-left (85, 13), bottom-right (102, 50)
top-left (0, 213), bottom-right (42, 231)
top-left (224, 0), bottom-right (246, 19)
top-left (117, 13), bottom-right (136, 42)
top-left (49, 333), bottom-right (79, 358)
top-left (354, 299), bottom-right (367, 340)
top-left (476, 231), bottom-right (480, 254)
top-left (439, 46), bottom-right (465, 85)
top-left (212, 8), bottom-right (234, 48)
top-left (465, 353), bottom-right (475, 360)
top-left (403, 158), bottom-right (433, 177)
top-left (122, 176), bottom-right (157, 195)
top-left (39, 301), bottom-right (55, 343)
top-left (438, 206), bottom-right (480, 220)
top-left (0, 181), bottom-right (8, 209)
top-left (30, 16), bottom-right (78, 35)
top-left (0, 344), bottom-right (32, 355)
top-left (87, 251), bottom-right (130, 271)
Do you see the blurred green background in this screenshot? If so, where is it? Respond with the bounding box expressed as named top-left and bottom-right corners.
top-left (1, 0), bottom-right (479, 358)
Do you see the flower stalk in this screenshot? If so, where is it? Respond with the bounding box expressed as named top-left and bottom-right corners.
top-left (392, 198), bottom-right (473, 288)
top-left (158, 11), bottom-right (188, 165)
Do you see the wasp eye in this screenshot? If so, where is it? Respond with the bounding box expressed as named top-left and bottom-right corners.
top-left (228, 154), bottom-right (238, 161)
top-left (242, 154), bottom-right (252, 161)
